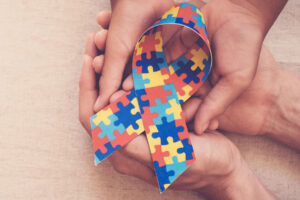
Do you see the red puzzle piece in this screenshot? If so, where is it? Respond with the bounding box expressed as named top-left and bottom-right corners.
top-left (152, 145), bottom-right (170, 167)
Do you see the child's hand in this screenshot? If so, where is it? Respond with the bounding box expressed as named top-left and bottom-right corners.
top-left (92, 0), bottom-right (174, 112)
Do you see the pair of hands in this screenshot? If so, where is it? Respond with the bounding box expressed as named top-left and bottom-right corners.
top-left (79, 0), bottom-right (282, 197)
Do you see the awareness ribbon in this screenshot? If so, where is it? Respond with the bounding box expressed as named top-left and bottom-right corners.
top-left (90, 3), bottom-right (212, 192)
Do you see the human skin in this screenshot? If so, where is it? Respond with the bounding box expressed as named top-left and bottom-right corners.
top-left (79, 33), bottom-right (277, 199)
top-left (92, 0), bottom-right (288, 134)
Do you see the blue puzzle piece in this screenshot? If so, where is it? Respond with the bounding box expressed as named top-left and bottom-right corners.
top-left (202, 56), bottom-right (211, 82)
top-left (126, 89), bottom-right (136, 101)
top-left (191, 13), bottom-right (205, 34)
top-left (153, 161), bottom-right (174, 192)
top-left (163, 84), bottom-right (181, 105)
top-left (179, 2), bottom-right (198, 11)
top-left (94, 143), bottom-right (121, 164)
top-left (153, 14), bottom-right (177, 26)
top-left (176, 59), bottom-right (201, 84)
top-left (114, 101), bottom-right (141, 130)
top-left (152, 117), bottom-right (184, 145)
top-left (177, 138), bottom-right (194, 160)
top-left (165, 156), bottom-right (189, 184)
top-left (135, 88), bottom-right (149, 114)
top-left (136, 52), bottom-right (164, 73)
top-left (175, 17), bottom-right (195, 30)
top-left (132, 68), bottom-right (150, 90)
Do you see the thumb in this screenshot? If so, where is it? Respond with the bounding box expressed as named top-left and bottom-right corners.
top-left (194, 74), bottom-right (251, 134)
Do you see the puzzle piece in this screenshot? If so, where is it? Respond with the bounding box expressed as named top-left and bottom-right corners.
top-left (177, 138), bottom-right (194, 161)
top-left (141, 85), bottom-right (172, 107)
top-left (111, 130), bottom-right (136, 148)
top-left (154, 4), bottom-right (179, 26)
top-left (136, 52), bottom-right (165, 73)
top-left (161, 137), bottom-right (185, 163)
top-left (142, 67), bottom-right (170, 88)
top-left (95, 143), bottom-right (121, 164)
top-left (114, 101), bottom-right (141, 130)
top-left (146, 125), bottom-right (161, 153)
top-left (91, 107), bottom-right (113, 126)
top-left (152, 117), bottom-right (184, 145)
top-left (165, 156), bottom-right (189, 184)
top-left (152, 145), bottom-right (170, 167)
top-left (132, 68), bottom-right (150, 90)
top-left (153, 161), bottom-right (174, 192)
top-left (137, 29), bottom-right (163, 55)
top-left (135, 89), bottom-right (150, 114)
top-left (97, 114), bottom-right (125, 141)
top-left (165, 99), bottom-right (182, 120)
top-left (150, 99), bottom-right (175, 125)
top-left (92, 132), bottom-right (109, 153)
top-left (176, 59), bottom-right (201, 84)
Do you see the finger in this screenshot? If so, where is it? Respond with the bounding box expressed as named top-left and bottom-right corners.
top-left (96, 10), bottom-right (112, 29)
top-left (182, 97), bottom-right (201, 123)
top-left (120, 134), bottom-right (153, 169)
top-left (194, 80), bottom-right (211, 97)
top-left (194, 75), bottom-right (252, 134)
top-left (94, 29), bottom-right (108, 51)
top-left (208, 119), bottom-right (219, 131)
top-left (94, 22), bottom-right (140, 111)
top-left (79, 33), bottom-right (98, 135)
top-left (109, 90), bottom-right (127, 103)
top-left (109, 151), bottom-right (156, 185)
top-left (92, 55), bottom-right (104, 74)
top-left (122, 74), bottom-right (134, 91)
top-left (85, 33), bottom-right (97, 57)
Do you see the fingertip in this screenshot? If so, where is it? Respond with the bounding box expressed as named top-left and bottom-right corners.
top-left (93, 55), bottom-right (104, 74)
top-left (208, 119), bottom-right (219, 131)
top-left (122, 74), bottom-right (134, 91)
top-left (110, 90), bottom-right (126, 103)
top-left (96, 10), bottom-right (112, 29)
top-left (85, 33), bottom-right (97, 57)
top-left (95, 30), bottom-right (108, 51)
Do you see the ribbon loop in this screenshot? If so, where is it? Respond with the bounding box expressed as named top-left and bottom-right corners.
top-left (90, 3), bottom-right (212, 192)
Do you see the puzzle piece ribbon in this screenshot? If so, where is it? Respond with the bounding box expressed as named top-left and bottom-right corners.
top-left (90, 3), bottom-right (212, 192)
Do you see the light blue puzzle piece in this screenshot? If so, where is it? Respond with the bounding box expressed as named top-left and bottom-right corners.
top-left (150, 99), bottom-right (175, 125)
top-left (166, 156), bottom-right (189, 183)
top-left (132, 68), bottom-right (150, 90)
top-left (98, 114), bottom-right (126, 141)
top-left (163, 84), bottom-right (181, 105)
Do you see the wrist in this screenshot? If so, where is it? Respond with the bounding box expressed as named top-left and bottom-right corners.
top-left (226, 0), bottom-right (288, 35)
top-left (199, 160), bottom-right (276, 200)
top-left (263, 69), bottom-right (300, 149)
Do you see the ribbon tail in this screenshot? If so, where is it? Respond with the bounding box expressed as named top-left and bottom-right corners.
top-left (90, 89), bottom-right (144, 164)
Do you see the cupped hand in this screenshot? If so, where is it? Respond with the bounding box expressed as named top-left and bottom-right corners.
top-left (78, 31), bottom-right (242, 192)
top-left (185, 45), bottom-right (279, 135)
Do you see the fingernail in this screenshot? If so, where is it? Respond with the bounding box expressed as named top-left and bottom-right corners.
top-left (94, 96), bottom-right (101, 111)
top-left (201, 122), bottom-right (209, 133)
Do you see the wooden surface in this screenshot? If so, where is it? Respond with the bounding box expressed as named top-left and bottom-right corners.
top-left (0, 0), bottom-right (299, 199)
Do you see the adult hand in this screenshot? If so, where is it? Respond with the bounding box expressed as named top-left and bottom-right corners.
top-left (95, 0), bottom-right (287, 134)
top-left (78, 33), bottom-right (276, 200)
top-left (187, 0), bottom-right (287, 133)
top-left (184, 45), bottom-right (280, 136)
